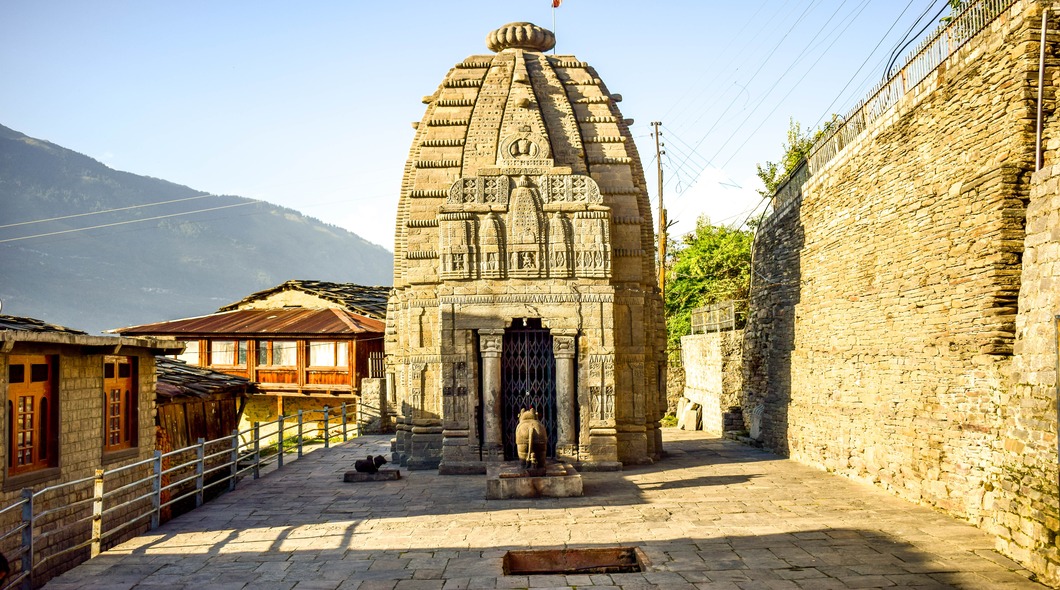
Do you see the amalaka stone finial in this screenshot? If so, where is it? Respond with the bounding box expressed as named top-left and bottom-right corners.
top-left (486, 22), bottom-right (555, 53)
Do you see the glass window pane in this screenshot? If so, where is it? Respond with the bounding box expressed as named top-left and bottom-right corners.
top-left (336, 342), bottom-right (349, 367)
top-left (211, 341), bottom-right (236, 365)
top-left (309, 342), bottom-right (335, 367)
top-left (8, 364), bottom-right (24, 383)
top-left (176, 341), bottom-right (199, 364)
top-left (237, 341), bottom-right (248, 365)
top-left (273, 341), bottom-right (297, 366)
top-left (30, 364), bottom-right (49, 382)
top-left (257, 342), bottom-right (268, 365)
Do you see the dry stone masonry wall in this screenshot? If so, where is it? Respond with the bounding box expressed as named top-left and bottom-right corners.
top-left (746, 0), bottom-right (1060, 582)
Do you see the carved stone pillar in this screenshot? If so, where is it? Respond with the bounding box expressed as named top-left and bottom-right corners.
top-left (552, 330), bottom-right (577, 458)
top-left (479, 329), bottom-right (505, 458)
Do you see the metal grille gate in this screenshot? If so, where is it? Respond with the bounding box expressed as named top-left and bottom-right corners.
top-left (501, 321), bottom-right (557, 460)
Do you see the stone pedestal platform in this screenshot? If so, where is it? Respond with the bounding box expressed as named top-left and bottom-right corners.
top-left (486, 461), bottom-right (583, 499)
top-left (344, 469), bottom-right (401, 482)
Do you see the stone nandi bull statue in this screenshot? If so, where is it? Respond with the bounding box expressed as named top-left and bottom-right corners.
top-left (515, 407), bottom-right (548, 472)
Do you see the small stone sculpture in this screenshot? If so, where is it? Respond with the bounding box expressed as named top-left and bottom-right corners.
top-left (354, 454), bottom-right (388, 473)
top-left (515, 407), bottom-right (548, 471)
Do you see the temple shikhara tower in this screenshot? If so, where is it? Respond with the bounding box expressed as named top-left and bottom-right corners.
top-left (386, 22), bottom-right (665, 472)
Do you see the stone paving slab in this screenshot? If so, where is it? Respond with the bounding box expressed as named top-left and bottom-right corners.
top-left (43, 430), bottom-right (1048, 589)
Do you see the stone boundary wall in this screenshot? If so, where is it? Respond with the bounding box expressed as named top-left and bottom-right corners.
top-left (745, 0), bottom-right (1060, 582)
top-left (1007, 161), bottom-right (1060, 579)
top-left (681, 330), bottom-right (743, 435)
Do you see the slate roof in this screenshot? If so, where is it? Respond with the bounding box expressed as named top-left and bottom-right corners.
top-left (0, 314), bottom-right (87, 335)
top-left (155, 356), bottom-right (261, 400)
top-left (115, 308), bottom-right (385, 337)
top-left (216, 280), bottom-right (390, 320)
top-left (1, 314), bottom-right (182, 353)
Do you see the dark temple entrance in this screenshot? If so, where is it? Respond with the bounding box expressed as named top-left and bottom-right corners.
top-left (501, 319), bottom-right (557, 460)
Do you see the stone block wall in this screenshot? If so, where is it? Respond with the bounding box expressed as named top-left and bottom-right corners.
top-left (745, 0), bottom-right (1060, 582)
top-left (680, 330), bottom-right (744, 435)
top-left (1005, 161), bottom-right (1060, 579)
top-left (0, 345), bottom-right (160, 584)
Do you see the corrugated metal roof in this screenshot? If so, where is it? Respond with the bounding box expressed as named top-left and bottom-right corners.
top-left (0, 314), bottom-right (87, 335)
top-left (156, 356), bottom-right (261, 400)
top-left (115, 308), bottom-right (385, 337)
top-left (216, 280), bottom-right (390, 319)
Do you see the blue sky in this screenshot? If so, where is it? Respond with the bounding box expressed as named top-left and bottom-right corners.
top-left (2, 0), bottom-right (952, 250)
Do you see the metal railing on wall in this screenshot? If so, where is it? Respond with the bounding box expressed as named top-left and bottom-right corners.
top-left (0, 403), bottom-right (357, 590)
top-left (808, 0), bottom-right (1016, 174)
top-left (690, 300), bottom-right (747, 334)
top-left (767, 0), bottom-right (1017, 213)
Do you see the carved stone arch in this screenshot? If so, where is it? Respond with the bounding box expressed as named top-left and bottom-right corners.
top-left (507, 177), bottom-right (546, 278)
top-left (548, 210), bottom-right (573, 277)
top-left (479, 211), bottom-right (506, 278)
top-left (497, 128), bottom-right (554, 168)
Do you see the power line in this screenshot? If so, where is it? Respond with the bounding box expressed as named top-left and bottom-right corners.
top-left (707, 0), bottom-right (865, 168)
top-left (663, 0), bottom-right (826, 187)
top-left (0, 193), bottom-right (218, 229)
top-left (0, 201), bottom-right (258, 244)
top-left (720, 0), bottom-right (875, 169)
top-left (809, 0), bottom-right (919, 132)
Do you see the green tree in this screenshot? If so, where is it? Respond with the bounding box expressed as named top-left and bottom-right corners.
top-left (664, 217), bottom-right (753, 351)
top-left (755, 117), bottom-right (816, 196)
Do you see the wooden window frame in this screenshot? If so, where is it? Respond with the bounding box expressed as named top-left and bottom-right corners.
top-left (7, 354), bottom-right (59, 477)
top-left (307, 341), bottom-right (350, 368)
top-left (257, 340), bottom-right (297, 367)
top-left (208, 340), bottom-right (247, 367)
top-left (102, 355), bottom-right (138, 454)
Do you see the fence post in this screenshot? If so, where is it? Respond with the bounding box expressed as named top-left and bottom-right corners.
top-left (91, 469), bottom-right (104, 558)
top-left (20, 488), bottom-right (33, 590)
top-left (323, 406), bottom-right (330, 449)
top-left (277, 415), bottom-right (285, 470)
top-left (297, 410), bottom-right (304, 458)
top-left (229, 429), bottom-right (239, 492)
top-left (355, 400), bottom-right (361, 437)
top-left (341, 402), bottom-right (348, 442)
top-left (195, 438), bottom-right (205, 508)
top-left (253, 423), bottom-right (261, 480)
top-left (151, 451), bottom-right (162, 530)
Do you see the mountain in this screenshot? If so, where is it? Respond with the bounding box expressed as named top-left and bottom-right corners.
top-left (0, 124), bottom-right (393, 334)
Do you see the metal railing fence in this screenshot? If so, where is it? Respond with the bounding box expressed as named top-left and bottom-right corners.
top-left (0, 403), bottom-right (357, 590)
top-left (690, 300), bottom-right (747, 334)
top-left (767, 0), bottom-right (1017, 212)
top-left (807, 0), bottom-right (1016, 175)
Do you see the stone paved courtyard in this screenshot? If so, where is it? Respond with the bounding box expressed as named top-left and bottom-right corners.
top-left (44, 430), bottom-right (1047, 589)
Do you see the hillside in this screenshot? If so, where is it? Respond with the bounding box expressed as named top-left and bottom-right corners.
top-left (0, 124), bottom-right (393, 334)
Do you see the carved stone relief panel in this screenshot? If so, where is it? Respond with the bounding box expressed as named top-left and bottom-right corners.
top-left (573, 210), bottom-right (612, 278)
top-left (479, 212), bottom-right (506, 278)
top-left (507, 177), bottom-right (546, 278)
top-left (588, 355), bottom-right (615, 421)
top-left (440, 212), bottom-right (478, 280)
top-left (442, 361), bottom-right (469, 427)
top-left (541, 174), bottom-right (602, 205)
top-left (447, 176), bottom-right (510, 206)
top-left (548, 211), bottom-right (573, 277)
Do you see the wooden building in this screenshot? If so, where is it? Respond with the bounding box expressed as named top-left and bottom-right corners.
top-left (116, 281), bottom-right (388, 435)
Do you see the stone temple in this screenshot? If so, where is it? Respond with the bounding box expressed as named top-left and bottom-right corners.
top-left (386, 22), bottom-right (666, 472)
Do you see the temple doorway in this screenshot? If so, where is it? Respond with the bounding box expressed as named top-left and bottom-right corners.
top-left (500, 318), bottom-right (557, 459)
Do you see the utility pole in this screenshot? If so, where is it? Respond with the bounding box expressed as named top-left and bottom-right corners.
top-left (652, 121), bottom-right (667, 302)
